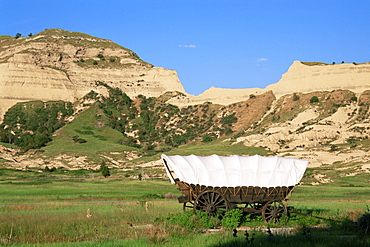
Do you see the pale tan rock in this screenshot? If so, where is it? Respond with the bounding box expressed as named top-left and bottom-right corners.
top-left (169, 61), bottom-right (370, 106)
top-left (0, 31), bottom-right (185, 121)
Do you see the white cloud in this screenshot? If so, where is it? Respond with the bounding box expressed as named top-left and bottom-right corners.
top-left (257, 58), bottom-right (268, 62)
top-left (178, 44), bottom-right (196, 48)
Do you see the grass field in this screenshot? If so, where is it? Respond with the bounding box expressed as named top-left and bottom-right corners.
top-left (0, 169), bottom-right (369, 246)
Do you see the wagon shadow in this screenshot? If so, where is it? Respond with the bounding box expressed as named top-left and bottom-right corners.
top-left (208, 221), bottom-right (368, 247)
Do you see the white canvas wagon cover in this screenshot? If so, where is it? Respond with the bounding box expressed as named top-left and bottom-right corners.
top-left (162, 154), bottom-right (308, 188)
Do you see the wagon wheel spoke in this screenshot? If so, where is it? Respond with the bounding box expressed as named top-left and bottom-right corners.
top-left (262, 200), bottom-right (287, 224)
top-left (195, 191), bottom-right (229, 217)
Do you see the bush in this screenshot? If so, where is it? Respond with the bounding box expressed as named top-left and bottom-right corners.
top-left (202, 134), bottom-right (214, 143)
top-left (292, 93), bottom-right (300, 101)
top-left (221, 208), bottom-right (243, 228)
top-left (358, 212), bottom-right (370, 235)
top-left (310, 96), bottom-right (319, 103)
top-left (100, 163), bottom-right (110, 178)
top-left (77, 138), bottom-right (87, 143)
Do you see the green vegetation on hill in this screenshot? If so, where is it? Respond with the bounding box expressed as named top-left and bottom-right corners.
top-left (42, 106), bottom-right (138, 161)
top-left (0, 83), bottom-right (244, 159)
top-left (0, 100), bottom-right (73, 151)
top-left (92, 82), bottom-right (239, 151)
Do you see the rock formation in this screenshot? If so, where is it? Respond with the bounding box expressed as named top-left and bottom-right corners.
top-left (0, 29), bottom-right (185, 121)
top-left (168, 61), bottom-right (370, 106)
top-left (266, 61), bottom-right (370, 97)
top-left (2, 29), bottom-right (370, 123)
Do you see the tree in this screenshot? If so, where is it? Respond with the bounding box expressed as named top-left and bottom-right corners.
top-left (310, 96), bottom-right (319, 103)
top-left (28, 33), bottom-right (33, 37)
top-left (15, 33), bottom-right (21, 39)
top-left (100, 162), bottom-right (110, 178)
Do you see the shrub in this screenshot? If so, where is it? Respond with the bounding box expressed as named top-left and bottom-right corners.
top-left (97, 54), bottom-right (105, 61)
top-left (358, 212), bottom-right (370, 235)
top-left (100, 162), bottom-right (110, 178)
top-left (202, 134), bottom-right (214, 143)
top-left (221, 208), bottom-right (243, 228)
top-left (77, 138), bottom-right (87, 143)
top-left (196, 210), bottom-right (221, 229)
top-left (221, 113), bottom-right (238, 125)
top-left (292, 93), bottom-right (300, 101)
top-left (310, 96), bottom-right (319, 103)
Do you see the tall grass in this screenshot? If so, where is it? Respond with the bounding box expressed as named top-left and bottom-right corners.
top-left (0, 173), bottom-right (369, 246)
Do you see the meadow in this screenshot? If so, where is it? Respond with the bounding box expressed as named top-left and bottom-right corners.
top-left (0, 168), bottom-right (369, 246)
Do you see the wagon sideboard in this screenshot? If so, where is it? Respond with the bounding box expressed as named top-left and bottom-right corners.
top-left (176, 180), bottom-right (295, 205)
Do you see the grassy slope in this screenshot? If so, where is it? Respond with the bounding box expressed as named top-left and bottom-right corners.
top-left (39, 104), bottom-right (272, 165)
top-left (42, 107), bottom-right (139, 161)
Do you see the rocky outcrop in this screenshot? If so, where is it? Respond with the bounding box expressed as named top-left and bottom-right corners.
top-left (168, 61), bottom-right (370, 106)
top-left (0, 29), bottom-right (185, 121)
top-left (2, 28), bottom-right (370, 123)
top-left (266, 61), bottom-right (370, 97)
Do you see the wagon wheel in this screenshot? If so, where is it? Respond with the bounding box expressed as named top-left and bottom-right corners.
top-left (262, 200), bottom-right (288, 223)
top-left (194, 191), bottom-right (229, 217)
top-left (183, 201), bottom-right (195, 211)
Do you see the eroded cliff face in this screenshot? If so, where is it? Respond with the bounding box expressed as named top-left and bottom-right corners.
top-left (167, 61), bottom-right (370, 106)
top-left (266, 61), bottom-right (370, 97)
top-left (0, 29), bottom-right (185, 121)
top-left (2, 29), bottom-right (370, 123)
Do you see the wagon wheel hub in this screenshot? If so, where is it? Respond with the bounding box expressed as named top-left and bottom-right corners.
top-left (206, 204), bottom-right (216, 213)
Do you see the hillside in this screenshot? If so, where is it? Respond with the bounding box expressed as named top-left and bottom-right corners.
top-left (168, 61), bottom-right (370, 106)
top-left (1, 29), bottom-right (370, 186)
top-left (1, 84), bottom-right (370, 185)
top-left (0, 29), bottom-right (185, 121)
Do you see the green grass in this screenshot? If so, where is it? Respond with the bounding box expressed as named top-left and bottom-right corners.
top-left (0, 178), bottom-right (180, 203)
top-left (290, 184), bottom-right (370, 202)
top-left (165, 141), bottom-right (272, 157)
top-left (0, 171), bottom-right (369, 246)
top-left (42, 107), bottom-right (138, 160)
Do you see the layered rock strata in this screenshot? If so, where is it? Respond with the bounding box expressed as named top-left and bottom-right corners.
top-left (0, 29), bottom-right (185, 121)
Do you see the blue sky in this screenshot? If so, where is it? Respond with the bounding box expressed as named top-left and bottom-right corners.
top-left (1, 1), bottom-right (369, 95)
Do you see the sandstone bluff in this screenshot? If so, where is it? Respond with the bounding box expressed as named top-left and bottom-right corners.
top-left (0, 29), bottom-right (185, 121)
top-left (2, 29), bottom-right (370, 184)
top-left (2, 29), bottom-right (370, 121)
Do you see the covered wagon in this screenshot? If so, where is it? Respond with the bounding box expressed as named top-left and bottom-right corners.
top-left (162, 154), bottom-right (308, 223)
